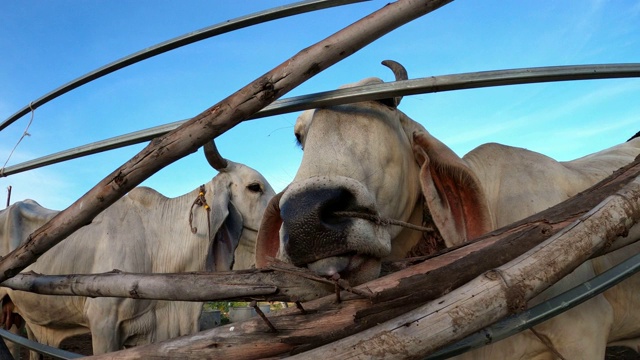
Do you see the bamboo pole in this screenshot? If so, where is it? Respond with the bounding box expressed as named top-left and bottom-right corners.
top-left (0, 0), bottom-right (453, 283)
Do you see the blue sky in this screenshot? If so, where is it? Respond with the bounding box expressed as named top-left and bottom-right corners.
top-left (1, 1), bottom-right (639, 210)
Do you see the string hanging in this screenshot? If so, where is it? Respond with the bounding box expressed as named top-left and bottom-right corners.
top-left (1, 102), bottom-right (36, 177)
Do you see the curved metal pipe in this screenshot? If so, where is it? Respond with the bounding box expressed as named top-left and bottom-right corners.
top-left (2, 63), bottom-right (639, 178)
top-left (0, 0), bottom-right (369, 132)
top-left (0, 327), bottom-right (82, 359)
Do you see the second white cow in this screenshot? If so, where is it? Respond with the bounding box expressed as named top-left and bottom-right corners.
top-left (0, 141), bottom-right (274, 357)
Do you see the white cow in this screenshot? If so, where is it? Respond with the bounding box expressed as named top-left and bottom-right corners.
top-left (0, 141), bottom-right (274, 358)
top-left (255, 61), bottom-right (640, 359)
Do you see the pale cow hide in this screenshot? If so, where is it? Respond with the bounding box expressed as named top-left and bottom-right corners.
top-left (255, 61), bottom-right (640, 359)
top-left (0, 141), bottom-right (274, 358)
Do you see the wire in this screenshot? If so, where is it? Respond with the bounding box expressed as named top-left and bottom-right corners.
top-left (1, 103), bottom-right (35, 177)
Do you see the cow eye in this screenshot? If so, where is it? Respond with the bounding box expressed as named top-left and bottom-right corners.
top-left (294, 132), bottom-right (303, 148)
top-left (247, 182), bottom-right (263, 193)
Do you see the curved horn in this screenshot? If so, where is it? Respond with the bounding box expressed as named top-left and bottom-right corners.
top-left (204, 140), bottom-right (229, 171)
top-left (381, 60), bottom-right (408, 106)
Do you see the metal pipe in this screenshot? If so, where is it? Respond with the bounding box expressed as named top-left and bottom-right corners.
top-left (0, 327), bottom-right (82, 359)
top-left (2, 63), bottom-right (639, 178)
top-left (425, 249), bottom-right (640, 359)
top-left (0, 0), bottom-right (369, 132)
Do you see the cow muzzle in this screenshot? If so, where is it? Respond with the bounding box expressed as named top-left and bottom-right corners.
top-left (279, 176), bottom-right (391, 284)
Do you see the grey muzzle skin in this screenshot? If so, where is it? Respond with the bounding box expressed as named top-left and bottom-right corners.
top-left (278, 176), bottom-right (392, 278)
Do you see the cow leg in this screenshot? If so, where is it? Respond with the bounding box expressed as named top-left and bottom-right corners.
top-left (85, 300), bottom-right (122, 354)
top-left (24, 326), bottom-right (42, 360)
top-left (5, 324), bottom-right (24, 360)
top-left (90, 320), bottom-right (121, 355)
top-left (88, 317), bottom-right (121, 354)
top-left (1, 296), bottom-right (25, 359)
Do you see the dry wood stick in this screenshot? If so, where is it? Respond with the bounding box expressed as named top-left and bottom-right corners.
top-left (4, 159), bottom-right (640, 308)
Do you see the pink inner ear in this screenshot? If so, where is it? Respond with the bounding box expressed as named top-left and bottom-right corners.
top-left (432, 167), bottom-right (488, 240)
top-left (255, 193), bottom-right (284, 268)
top-left (413, 132), bottom-right (493, 246)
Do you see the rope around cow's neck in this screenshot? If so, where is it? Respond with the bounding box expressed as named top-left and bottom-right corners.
top-left (189, 185), bottom-right (211, 237)
top-left (334, 211), bottom-right (434, 233)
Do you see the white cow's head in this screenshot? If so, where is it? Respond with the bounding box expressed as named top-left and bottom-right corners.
top-left (256, 61), bottom-right (492, 289)
top-left (203, 141), bottom-right (275, 271)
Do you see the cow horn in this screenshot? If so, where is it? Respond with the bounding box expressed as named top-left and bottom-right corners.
top-left (381, 60), bottom-right (408, 106)
top-left (204, 140), bottom-right (229, 171)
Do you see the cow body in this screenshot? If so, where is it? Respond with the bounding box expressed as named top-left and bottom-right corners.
top-left (256, 61), bottom-right (640, 359)
top-left (1, 155), bottom-right (274, 357)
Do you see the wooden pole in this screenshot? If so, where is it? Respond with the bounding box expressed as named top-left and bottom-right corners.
top-left (0, 0), bottom-right (453, 283)
top-left (4, 159), bottom-right (640, 305)
top-left (5, 186), bottom-right (10, 208)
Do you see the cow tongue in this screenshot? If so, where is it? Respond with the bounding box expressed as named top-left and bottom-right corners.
top-left (307, 255), bottom-right (351, 276)
top-left (307, 254), bottom-right (380, 286)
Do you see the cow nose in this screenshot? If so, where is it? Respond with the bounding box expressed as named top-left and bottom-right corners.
top-left (280, 186), bottom-right (358, 267)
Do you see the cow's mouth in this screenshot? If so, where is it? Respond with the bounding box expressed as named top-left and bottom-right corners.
top-left (306, 253), bottom-right (381, 286)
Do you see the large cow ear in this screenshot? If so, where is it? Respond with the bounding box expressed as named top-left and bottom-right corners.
top-left (255, 191), bottom-right (284, 268)
top-left (207, 175), bottom-right (243, 271)
top-left (412, 131), bottom-right (493, 246)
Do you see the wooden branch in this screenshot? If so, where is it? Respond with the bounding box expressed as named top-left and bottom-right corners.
top-left (0, 0), bottom-right (454, 283)
top-left (0, 262), bottom-right (349, 302)
top-left (2, 270), bottom-right (281, 301)
top-left (4, 158), bottom-right (640, 302)
top-left (82, 158), bottom-right (640, 359)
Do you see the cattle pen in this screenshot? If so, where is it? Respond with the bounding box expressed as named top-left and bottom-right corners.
top-left (2, 1), bottom-right (640, 359)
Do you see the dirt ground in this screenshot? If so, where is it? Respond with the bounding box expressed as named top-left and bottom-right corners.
top-left (16, 335), bottom-right (640, 359)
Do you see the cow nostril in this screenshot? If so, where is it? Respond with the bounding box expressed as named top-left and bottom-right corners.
top-left (281, 185), bottom-right (377, 266)
top-left (320, 190), bottom-right (354, 225)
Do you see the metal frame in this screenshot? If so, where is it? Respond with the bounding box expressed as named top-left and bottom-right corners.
top-left (2, 63), bottom-right (639, 177)
top-left (0, 327), bottom-right (82, 359)
top-left (0, 0), bottom-right (368, 132)
top-left (1, 1), bottom-right (639, 358)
